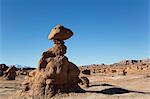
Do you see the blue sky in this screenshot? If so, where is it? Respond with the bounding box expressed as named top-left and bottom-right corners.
top-left (0, 0), bottom-right (149, 67)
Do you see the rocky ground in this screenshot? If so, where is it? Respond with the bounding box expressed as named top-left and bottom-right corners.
top-left (0, 67), bottom-right (150, 99)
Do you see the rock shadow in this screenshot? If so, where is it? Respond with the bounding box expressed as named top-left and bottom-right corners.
top-left (98, 87), bottom-right (130, 94)
top-left (86, 87), bottom-right (150, 95)
top-left (90, 83), bottom-right (114, 87)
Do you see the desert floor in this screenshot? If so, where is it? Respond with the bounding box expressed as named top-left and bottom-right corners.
top-left (0, 70), bottom-right (150, 99)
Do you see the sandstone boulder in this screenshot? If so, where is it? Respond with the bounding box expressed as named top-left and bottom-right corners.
top-left (79, 77), bottom-right (89, 87)
top-left (0, 64), bottom-right (9, 76)
top-left (3, 66), bottom-right (17, 80)
top-left (48, 24), bottom-right (73, 40)
top-left (82, 69), bottom-right (91, 75)
top-left (0, 70), bottom-right (3, 76)
top-left (0, 64), bottom-right (9, 71)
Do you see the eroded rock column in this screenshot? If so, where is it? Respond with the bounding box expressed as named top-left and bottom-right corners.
top-left (21, 24), bottom-right (84, 98)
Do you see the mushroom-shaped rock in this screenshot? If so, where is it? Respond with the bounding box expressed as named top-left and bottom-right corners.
top-left (15, 25), bottom-right (84, 98)
top-left (48, 24), bottom-right (73, 40)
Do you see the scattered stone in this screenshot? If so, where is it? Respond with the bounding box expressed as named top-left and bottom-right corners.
top-left (123, 69), bottom-right (127, 76)
top-left (79, 77), bottom-right (89, 87)
top-left (111, 69), bottom-right (117, 73)
top-left (79, 59), bottom-right (150, 75)
top-left (82, 69), bottom-right (91, 75)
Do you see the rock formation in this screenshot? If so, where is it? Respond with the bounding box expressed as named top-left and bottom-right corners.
top-left (81, 69), bottom-right (91, 75)
top-left (3, 66), bottom-right (17, 80)
top-left (0, 64), bottom-right (9, 76)
top-left (79, 77), bottom-right (89, 87)
top-left (79, 58), bottom-right (150, 75)
top-left (19, 25), bottom-right (84, 98)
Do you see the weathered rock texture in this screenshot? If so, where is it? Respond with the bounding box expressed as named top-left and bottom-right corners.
top-left (48, 24), bottom-right (73, 40)
top-left (3, 66), bottom-right (17, 80)
top-left (79, 77), bottom-right (89, 87)
top-left (19, 25), bottom-right (84, 98)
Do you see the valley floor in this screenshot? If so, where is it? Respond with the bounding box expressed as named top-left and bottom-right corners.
top-left (0, 70), bottom-right (150, 99)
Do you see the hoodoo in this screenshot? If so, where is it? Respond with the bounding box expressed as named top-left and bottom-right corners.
top-left (18, 25), bottom-right (84, 98)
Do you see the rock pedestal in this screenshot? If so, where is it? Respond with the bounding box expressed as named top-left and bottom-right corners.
top-left (20, 25), bottom-right (84, 98)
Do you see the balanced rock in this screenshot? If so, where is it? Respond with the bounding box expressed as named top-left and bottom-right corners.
top-left (48, 24), bottom-right (73, 40)
top-left (18, 25), bottom-right (84, 98)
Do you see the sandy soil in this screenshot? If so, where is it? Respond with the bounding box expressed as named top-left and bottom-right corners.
top-left (0, 70), bottom-right (150, 99)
